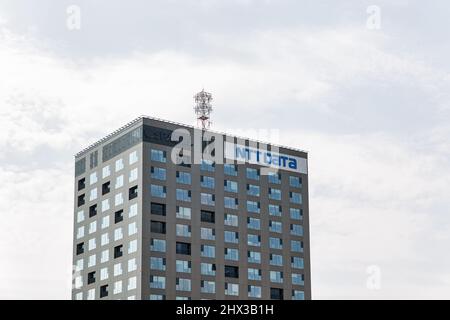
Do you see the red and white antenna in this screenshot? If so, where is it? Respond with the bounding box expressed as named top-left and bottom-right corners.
top-left (194, 89), bottom-right (213, 130)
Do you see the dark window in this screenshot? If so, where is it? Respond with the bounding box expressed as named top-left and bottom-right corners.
top-left (78, 178), bottom-right (85, 191)
top-left (151, 221), bottom-right (166, 234)
top-left (75, 157), bottom-right (86, 177)
top-left (129, 186), bottom-right (138, 200)
top-left (102, 127), bottom-right (142, 162)
top-left (151, 203), bottom-right (166, 216)
top-left (114, 210), bottom-right (124, 223)
top-left (100, 285), bottom-right (108, 298)
top-left (89, 204), bottom-right (97, 218)
top-left (102, 181), bottom-right (111, 195)
top-left (76, 242), bottom-right (84, 255)
top-left (77, 194), bottom-right (85, 207)
top-left (87, 271), bottom-right (96, 285)
top-left (201, 210), bottom-right (215, 223)
top-left (176, 242), bottom-right (191, 255)
top-left (271, 288), bottom-right (284, 300)
top-left (114, 245), bottom-right (123, 259)
top-left (225, 266), bottom-right (239, 278)
top-left (89, 150), bottom-right (98, 169)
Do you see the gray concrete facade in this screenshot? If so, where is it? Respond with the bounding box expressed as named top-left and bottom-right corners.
top-left (72, 116), bottom-right (311, 300)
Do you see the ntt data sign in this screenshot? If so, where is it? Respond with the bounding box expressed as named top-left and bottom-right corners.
top-left (224, 142), bottom-right (308, 174)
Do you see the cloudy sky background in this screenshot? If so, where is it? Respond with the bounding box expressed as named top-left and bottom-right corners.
top-left (0, 0), bottom-right (449, 299)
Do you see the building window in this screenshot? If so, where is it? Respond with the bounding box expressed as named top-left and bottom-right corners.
top-left (246, 168), bottom-right (260, 180)
top-left (225, 266), bottom-right (239, 278)
top-left (247, 184), bottom-right (260, 197)
top-left (78, 178), bottom-right (85, 191)
top-left (201, 280), bottom-right (216, 294)
top-left (224, 231), bottom-right (239, 244)
top-left (150, 238), bottom-right (166, 252)
top-left (150, 276), bottom-right (166, 289)
top-left (150, 257), bottom-right (166, 271)
top-left (292, 273), bottom-right (305, 286)
top-left (200, 210), bottom-right (215, 223)
top-left (87, 271), bottom-right (96, 285)
top-left (77, 194), bottom-right (85, 207)
top-left (151, 185), bottom-right (166, 198)
top-left (129, 168), bottom-right (138, 182)
top-left (247, 251), bottom-right (261, 264)
top-left (76, 210), bottom-right (85, 223)
top-left (248, 268), bottom-right (262, 281)
top-left (176, 278), bottom-right (191, 292)
top-left (200, 176), bottom-right (215, 189)
top-left (76, 242), bottom-right (84, 255)
top-left (290, 192), bottom-right (302, 204)
top-left (128, 276), bottom-right (137, 291)
top-left (129, 203), bottom-right (138, 218)
top-left (224, 164), bottom-right (237, 176)
top-left (101, 215), bottom-right (110, 229)
top-left (176, 206), bottom-right (191, 220)
top-left (270, 271), bottom-right (284, 284)
top-left (290, 208), bottom-right (303, 220)
top-left (268, 188), bottom-right (282, 200)
top-left (113, 281), bottom-right (122, 295)
top-left (129, 185), bottom-right (138, 200)
top-left (268, 172), bottom-right (281, 184)
top-left (151, 202), bottom-right (166, 216)
top-left (291, 224), bottom-right (304, 236)
top-left (128, 240), bottom-right (138, 254)
top-left (224, 248), bottom-right (239, 261)
top-left (151, 149), bottom-right (166, 163)
top-left (291, 240), bottom-right (303, 253)
top-left (176, 189), bottom-right (191, 202)
top-left (115, 159), bottom-right (124, 172)
top-left (76, 226), bottom-right (85, 239)
top-left (89, 204), bottom-right (97, 218)
top-left (247, 217), bottom-right (261, 230)
top-left (224, 197), bottom-right (238, 210)
top-left (101, 233), bottom-right (109, 246)
top-left (200, 193), bottom-right (215, 206)
top-left (114, 227), bottom-right (123, 241)
top-left (201, 245), bottom-right (215, 258)
top-left (248, 234), bottom-right (261, 247)
top-left (100, 267), bottom-right (108, 281)
top-left (201, 227), bottom-right (215, 240)
top-left (129, 151), bottom-right (138, 165)
top-left (270, 287), bottom-right (283, 300)
top-left (292, 290), bottom-right (305, 300)
top-left (176, 260), bottom-right (191, 273)
top-left (149, 294), bottom-right (165, 300)
top-left (102, 165), bottom-right (111, 179)
top-left (269, 221), bottom-right (283, 233)
top-left (102, 181), bottom-right (111, 195)
top-left (270, 254), bottom-right (283, 266)
top-left (200, 159), bottom-right (215, 172)
top-left (291, 257), bottom-right (304, 269)
top-left (201, 263), bottom-right (216, 276)
top-left (89, 188), bottom-right (98, 201)
top-left (115, 193), bottom-right (124, 206)
top-left (128, 258), bottom-right (137, 272)
top-left (224, 214), bottom-right (238, 227)
top-left (225, 283), bottom-right (239, 296)
top-left (128, 222), bottom-right (137, 236)
top-left (115, 175), bottom-right (124, 189)
top-left (100, 250), bottom-right (109, 263)
top-left (101, 199), bottom-right (110, 212)
top-left (151, 221), bottom-right (166, 234)
top-left (88, 254), bottom-right (96, 267)
top-left (269, 204), bottom-right (282, 216)
top-left (151, 167), bottom-right (166, 181)
top-left (269, 237), bottom-right (283, 250)
top-left (88, 238), bottom-right (96, 251)
top-left (176, 242), bottom-right (191, 255)
top-left (113, 263), bottom-right (123, 277)
top-left (176, 171), bottom-right (192, 185)
top-left (87, 288), bottom-right (95, 300)
top-left (246, 200), bottom-right (260, 213)
top-left (224, 180), bottom-right (238, 193)
top-left (90, 172), bottom-right (98, 185)
top-left (289, 176), bottom-right (302, 188)
top-left (114, 245), bottom-right (123, 259)
top-left (176, 224), bottom-right (191, 237)
top-left (248, 285), bottom-right (262, 298)
top-left (115, 210), bottom-right (124, 223)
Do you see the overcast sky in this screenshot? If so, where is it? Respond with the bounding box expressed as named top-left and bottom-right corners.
top-left (0, 0), bottom-right (449, 299)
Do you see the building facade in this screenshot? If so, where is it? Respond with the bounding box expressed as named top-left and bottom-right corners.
top-left (72, 116), bottom-right (311, 300)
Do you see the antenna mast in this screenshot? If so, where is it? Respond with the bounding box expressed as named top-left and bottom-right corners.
top-left (194, 89), bottom-right (213, 130)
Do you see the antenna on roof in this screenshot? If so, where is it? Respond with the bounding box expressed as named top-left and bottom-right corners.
top-left (194, 89), bottom-right (213, 130)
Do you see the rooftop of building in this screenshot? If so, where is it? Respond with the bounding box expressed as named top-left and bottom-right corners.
top-left (75, 115), bottom-right (308, 158)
